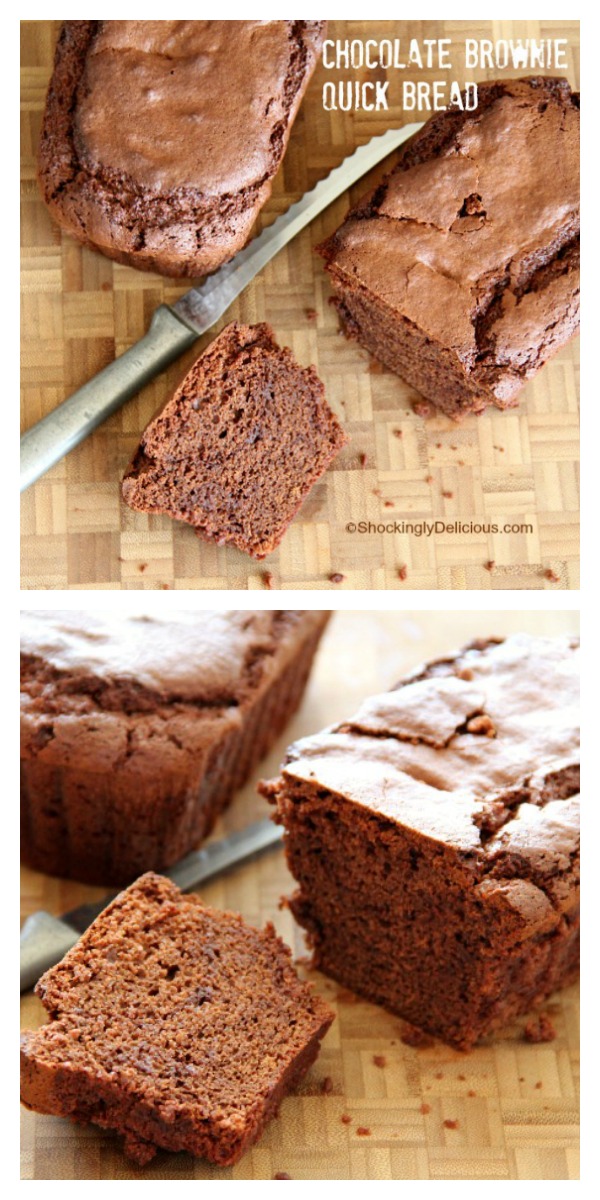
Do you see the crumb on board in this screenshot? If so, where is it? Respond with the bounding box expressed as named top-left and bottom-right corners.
top-left (543, 567), bottom-right (560, 583)
top-left (356, 1127), bottom-right (371, 1137)
top-left (420, 1103), bottom-right (431, 1115)
top-left (321, 1076), bottom-right (334, 1094)
top-left (443, 1119), bottom-right (460, 1130)
top-left (372, 1055), bottom-right (387, 1068)
top-left (341, 1113), bottom-right (352, 1125)
top-left (138, 563), bottom-right (147, 573)
top-left (305, 308), bottom-right (317, 321)
top-left (384, 500), bottom-right (394, 508)
top-left (393, 428), bottom-right (403, 438)
top-left (397, 565), bottom-right (408, 582)
top-left (262, 571), bottom-right (274, 590)
top-left (425, 474), bottom-right (433, 484)
top-left (535, 1081), bottom-right (543, 1090)
top-left (483, 560), bottom-right (495, 572)
top-left (329, 572), bottom-right (345, 584)
top-left (467, 1090), bottom-right (477, 1098)
top-left (274, 1172), bottom-right (292, 1179)
top-left (358, 452), bottom-right (368, 468)
top-left (413, 400), bottom-right (434, 419)
top-left (441, 490), bottom-right (454, 499)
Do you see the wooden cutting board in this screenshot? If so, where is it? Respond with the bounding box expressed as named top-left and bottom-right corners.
top-left (20, 20), bottom-right (580, 591)
top-left (20, 611), bottom-right (580, 1180)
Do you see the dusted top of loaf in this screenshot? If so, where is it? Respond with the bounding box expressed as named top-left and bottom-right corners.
top-left (282, 633), bottom-right (580, 903)
top-left (75, 21), bottom-right (324, 197)
top-left (319, 78), bottom-right (580, 402)
top-left (21, 610), bottom-right (325, 707)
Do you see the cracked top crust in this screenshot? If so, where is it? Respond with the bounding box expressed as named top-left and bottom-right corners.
top-left (20, 611), bottom-right (328, 778)
top-left (318, 78), bottom-right (580, 401)
top-left (38, 21), bottom-right (325, 276)
top-left (282, 634), bottom-right (580, 905)
top-left (75, 21), bottom-right (318, 196)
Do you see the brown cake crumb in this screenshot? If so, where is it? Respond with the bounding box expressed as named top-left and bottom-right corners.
top-left (341, 1113), bottom-right (352, 1125)
top-left (413, 400), bottom-right (434, 419)
top-left (425, 474), bottom-right (433, 484)
top-left (274, 1173), bottom-right (292, 1179)
top-left (358, 452), bottom-right (368, 468)
top-left (384, 501), bottom-right (394, 508)
top-left (483, 560), bottom-right (495, 572)
top-left (138, 563), bottom-right (147, 573)
top-left (441, 490), bottom-right (454, 499)
top-left (372, 1055), bottom-right (387, 1068)
top-left (543, 568), bottom-right (560, 583)
top-left (524, 1014), bottom-right (557, 1043)
top-left (397, 565), bottom-right (408, 582)
top-left (443, 1119), bottom-right (460, 1130)
top-left (356, 1127), bottom-right (371, 1137)
top-left (535, 1081), bottom-right (543, 1090)
top-left (458, 1074), bottom-right (466, 1081)
top-left (393, 429), bottom-right (403, 438)
top-left (329, 573), bottom-right (345, 584)
top-left (467, 1090), bottom-right (477, 1098)
top-left (321, 1075), bottom-right (334, 1094)
top-left (420, 1103), bottom-right (431, 1115)
top-left (262, 571), bottom-right (275, 590)
top-left (305, 308), bottom-right (317, 321)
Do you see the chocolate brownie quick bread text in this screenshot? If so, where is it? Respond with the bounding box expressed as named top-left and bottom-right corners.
top-left (262, 634), bottom-right (580, 1050)
top-left (20, 873), bottom-right (334, 1165)
top-left (122, 323), bottom-right (347, 559)
top-left (21, 610), bottom-right (329, 885)
top-left (38, 21), bottom-right (325, 277)
top-left (318, 78), bottom-right (580, 419)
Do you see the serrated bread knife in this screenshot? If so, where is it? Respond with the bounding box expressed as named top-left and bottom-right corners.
top-left (20, 817), bottom-right (283, 992)
top-left (20, 124), bottom-right (422, 492)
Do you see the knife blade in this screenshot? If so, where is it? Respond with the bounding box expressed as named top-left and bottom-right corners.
top-left (20, 123), bottom-right (422, 492)
top-left (20, 817), bottom-right (283, 992)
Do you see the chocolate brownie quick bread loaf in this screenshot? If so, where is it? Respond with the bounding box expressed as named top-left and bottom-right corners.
top-left (122, 322), bottom-right (347, 559)
top-left (318, 78), bottom-right (580, 419)
top-left (21, 610), bottom-right (329, 885)
top-left (38, 21), bottom-right (325, 277)
top-left (262, 634), bottom-right (580, 1050)
top-left (20, 873), bottom-right (334, 1165)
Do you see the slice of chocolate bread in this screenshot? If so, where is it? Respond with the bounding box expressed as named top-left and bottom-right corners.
top-left (20, 873), bottom-right (333, 1166)
top-left (122, 323), bottom-right (347, 559)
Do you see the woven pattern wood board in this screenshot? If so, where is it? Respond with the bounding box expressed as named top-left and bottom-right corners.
top-left (20, 21), bottom-right (579, 590)
top-left (20, 611), bottom-right (579, 1180)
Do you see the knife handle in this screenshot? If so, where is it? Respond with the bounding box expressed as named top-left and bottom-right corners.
top-left (20, 911), bottom-right (80, 993)
top-left (20, 304), bottom-right (197, 493)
